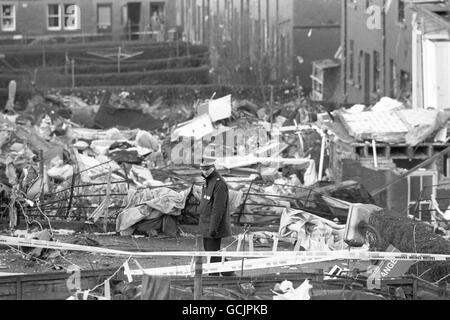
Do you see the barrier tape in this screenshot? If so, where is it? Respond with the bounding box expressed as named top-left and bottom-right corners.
top-left (1, 235), bottom-right (450, 262)
top-left (129, 256), bottom-right (335, 277)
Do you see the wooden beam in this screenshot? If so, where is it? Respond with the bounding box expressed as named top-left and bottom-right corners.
top-left (194, 235), bottom-right (203, 300)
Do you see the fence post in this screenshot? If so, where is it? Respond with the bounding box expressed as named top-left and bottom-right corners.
top-left (42, 45), bottom-right (46, 68)
top-left (71, 59), bottom-right (75, 88)
top-left (194, 235), bottom-right (203, 300)
top-left (117, 46), bottom-right (121, 74)
top-left (65, 52), bottom-right (68, 75)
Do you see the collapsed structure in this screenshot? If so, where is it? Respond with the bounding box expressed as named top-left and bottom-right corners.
top-left (0, 86), bottom-right (449, 300)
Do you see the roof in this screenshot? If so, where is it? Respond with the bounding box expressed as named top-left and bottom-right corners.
top-left (414, 2), bottom-right (450, 31)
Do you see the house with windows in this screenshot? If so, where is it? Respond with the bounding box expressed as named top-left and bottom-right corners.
top-left (0, 0), bottom-right (178, 43)
top-left (313, 1), bottom-right (450, 105)
top-left (340, 0), bottom-right (415, 105)
top-left (313, 1), bottom-right (450, 223)
top-left (179, 0), bottom-right (341, 87)
top-left (411, 3), bottom-right (450, 110)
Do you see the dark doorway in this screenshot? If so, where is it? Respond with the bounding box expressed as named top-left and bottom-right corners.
top-left (364, 52), bottom-right (371, 105)
top-left (127, 2), bottom-right (141, 40)
top-left (150, 2), bottom-right (165, 24)
top-left (150, 2), bottom-right (165, 41)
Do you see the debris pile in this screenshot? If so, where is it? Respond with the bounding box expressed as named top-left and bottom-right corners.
top-left (0, 89), bottom-right (450, 300)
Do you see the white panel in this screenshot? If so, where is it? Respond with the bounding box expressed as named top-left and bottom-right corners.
top-left (423, 40), bottom-right (450, 109)
top-left (434, 41), bottom-right (450, 109)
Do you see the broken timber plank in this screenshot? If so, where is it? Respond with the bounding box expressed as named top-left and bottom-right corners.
top-left (0, 268), bottom-right (117, 300)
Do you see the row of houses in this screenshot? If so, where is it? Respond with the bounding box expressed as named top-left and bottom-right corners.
top-left (0, 0), bottom-right (341, 88)
top-left (336, 0), bottom-right (450, 107)
top-left (0, 0), bottom-right (177, 42)
top-left (180, 0), bottom-right (341, 87)
top-left (0, 1), bottom-right (448, 101)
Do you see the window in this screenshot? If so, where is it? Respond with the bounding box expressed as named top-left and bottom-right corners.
top-left (63, 4), bottom-right (80, 30)
top-left (358, 50), bottom-right (363, 87)
top-left (349, 40), bottom-right (354, 80)
top-left (407, 171), bottom-right (437, 221)
top-left (373, 50), bottom-right (380, 92)
top-left (398, 0), bottom-right (405, 23)
top-left (48, 4), bottom-right (80, 30)
top-left (48, 4), bottom-right (61, 30)
top-left (1, 5), bottom-right (15, 31)
top-left (121, 5), bottom-right (128, 25)
top-left (98, 4), bottom-right (112, 30)
top-left (400, 70), bottom-right (411, 94)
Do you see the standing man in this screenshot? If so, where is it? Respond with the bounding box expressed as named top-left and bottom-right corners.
top-left (198, 159), bottom-right (234, 276)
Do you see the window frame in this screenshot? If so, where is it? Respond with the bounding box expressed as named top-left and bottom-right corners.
top-left (47, 4), bottom-right (62, 30)
top-left (63, 4), bottom-right (80, 30)
top-left (1, 4), bottom-right (16, 32)
top-left (398, 0), bottom-right (406, 23)
top-left (98, 3), bottom-right (113, 30)
top-left (407, 170), bottom-right (437, 221)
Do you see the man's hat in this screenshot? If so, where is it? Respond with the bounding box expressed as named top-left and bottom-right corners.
top-left (200, 158), bottom-right (216, 168)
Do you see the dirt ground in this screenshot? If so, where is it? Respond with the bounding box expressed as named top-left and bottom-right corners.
top-left (0, 223), bottom-right (370, 278)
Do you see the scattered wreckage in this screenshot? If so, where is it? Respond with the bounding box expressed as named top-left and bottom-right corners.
top-left (0, 88), bottom-right (449, 300)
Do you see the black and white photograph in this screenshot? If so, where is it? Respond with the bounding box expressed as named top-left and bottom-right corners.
top-left (0, 0), bottom-right (449, 308)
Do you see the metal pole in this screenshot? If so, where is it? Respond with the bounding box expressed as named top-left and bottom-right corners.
top-left (240, 0), bottom-right (244, 61)
top-left (342, 0), bottom-right (348, 103)
top-left (216, 0), bottom-right (220, 45)
top-left (270, 85), bottom-right (274, 130)
top-left (318, 133), bottom-right (326, 181)
top-left (117, 46), bottom-right (121, 74)
top-left (71, 58), bottom-right (75, 88)
top-left (382, 0), bottom-right (387, 96)
top-left (42, 45), bottom-right (46, 68)
top-left (258, 0), bottom-right (261, 58)
top-left (202, 0), bottom-right (205, 44)
top-left (247, 0), bottom-right (250, 64)
top-left (266, 0), bottom-right (269, 51)
top-left (65, 52), bottom-right (68, 75)
top-left (276, 0), bottom-right (279, 81)
top-left (207, 0), bottom-right (210, 46)
top-left (39, 150), bottom-right (44, 203)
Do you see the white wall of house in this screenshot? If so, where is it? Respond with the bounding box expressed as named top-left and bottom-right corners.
top-left (412, 10), bottom-right (450, 110)
top-left (423, 39), bottom-right (450, 109)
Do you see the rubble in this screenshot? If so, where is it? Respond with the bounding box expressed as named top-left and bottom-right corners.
top-left (0, 90), bottom-right (449, 301)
